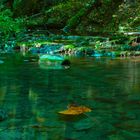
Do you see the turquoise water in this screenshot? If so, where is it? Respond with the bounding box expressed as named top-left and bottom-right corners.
top-left (0, 54), bottom-right (140, 139)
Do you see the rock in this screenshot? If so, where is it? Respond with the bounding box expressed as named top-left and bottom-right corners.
top-left (28, 47), bottom-right (40, 53)
top-left (75, 49), bottom-right (85, 56)
top-left (39, 54), bottom-right (70, 69)
top-left (40, 54), bottom-right (64, 62)
top-left (92, 51), bottom-right (103, 57)
top-left (61, 59), bottom-right (71, 66)
top-left (74, 47), bottom-right (93, 56)
top-left (120, 51), bottom-right (126, 57)
top-left (59, 45), bottom-right (75, 54)
top-left (40, 44), bottom-right (62, 54)
top-left (85, 48), bottom-right (94, 55)
top-left (28, 44), bottom-right (63, 54)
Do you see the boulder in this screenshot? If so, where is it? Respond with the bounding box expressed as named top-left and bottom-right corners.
top-left (39, 54), bottom-right (71, 69)
top-left (39, 54), bottom-right (65, 62)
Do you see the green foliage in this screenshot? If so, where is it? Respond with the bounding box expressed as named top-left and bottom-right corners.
top-left (95, 41), bottom-right (102, 49)
top-left (0, 9), bottom-right (25, 40)
top-left (0, 0), bottom-right (140, 40)
top-left (45, 0), bottom-right (89, 25)
top-left (63, 44), bottom-right (75, 50)
top-left (113, 2), bottom-right (140, 32)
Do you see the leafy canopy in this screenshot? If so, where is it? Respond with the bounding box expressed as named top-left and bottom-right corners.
top-left (0, 9), bottom-right (25, 40)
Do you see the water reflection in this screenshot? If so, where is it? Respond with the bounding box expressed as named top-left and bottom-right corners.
top-left (0, 54), bottom-right (140, 139)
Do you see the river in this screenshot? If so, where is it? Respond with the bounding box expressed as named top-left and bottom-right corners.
top-left (0, 53), bottom-right (140, 139)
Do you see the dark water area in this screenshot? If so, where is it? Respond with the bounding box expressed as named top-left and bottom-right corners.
top-left (0, 54), bottom-right (140, 139)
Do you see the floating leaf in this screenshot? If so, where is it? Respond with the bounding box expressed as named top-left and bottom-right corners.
top-left (58, 105), bottom-right (91, 115)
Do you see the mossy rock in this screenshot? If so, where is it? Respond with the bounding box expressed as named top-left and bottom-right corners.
top-left (39, 54), bottom-right (65, 62)
top-left (63, 45), bottom-right (75, 50)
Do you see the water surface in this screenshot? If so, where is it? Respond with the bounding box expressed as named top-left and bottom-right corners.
top-left (0, 54), bottom-right (140, 139)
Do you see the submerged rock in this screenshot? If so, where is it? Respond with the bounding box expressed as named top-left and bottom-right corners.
top-left (39, 54), bottom-right (71, 69)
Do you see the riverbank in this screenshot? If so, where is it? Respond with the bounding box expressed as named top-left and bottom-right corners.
top-left (15, 33), bottom-right (140, 58)
top-left (1, 32), bottom-right (140, 58)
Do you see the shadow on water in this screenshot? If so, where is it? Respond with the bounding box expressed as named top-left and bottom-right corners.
top-left (58, 114), bottom-right (87, 122)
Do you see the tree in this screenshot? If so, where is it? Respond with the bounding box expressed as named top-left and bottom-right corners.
top-left (62, 0), bottom-right (102, 33)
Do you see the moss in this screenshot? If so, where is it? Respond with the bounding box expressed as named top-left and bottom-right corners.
top-left (63, 44), bottom-right (75, 49)
top-left (17, 40), bottom-right (53, 48)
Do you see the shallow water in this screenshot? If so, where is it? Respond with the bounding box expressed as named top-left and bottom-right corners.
top-left (0, 54), bottom-right (140, 139)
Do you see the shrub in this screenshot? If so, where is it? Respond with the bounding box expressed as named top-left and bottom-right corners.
top-left (0, 9), bottom-right (25, 41)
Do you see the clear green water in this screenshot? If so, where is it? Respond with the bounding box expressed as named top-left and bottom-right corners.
top-left (0, 54), bottom-right (140, 140)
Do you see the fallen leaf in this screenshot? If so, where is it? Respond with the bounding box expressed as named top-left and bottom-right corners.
top-left (58, 105), bottom-right (91, 115)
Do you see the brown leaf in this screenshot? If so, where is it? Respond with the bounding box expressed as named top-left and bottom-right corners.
top-left (58, 105), bottom-right (91, 115)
